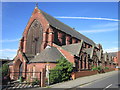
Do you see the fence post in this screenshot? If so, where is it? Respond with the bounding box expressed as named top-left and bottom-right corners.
top-left (39, 72), bottom-right (41, 87)
top-left (41, 68), bottom-right (46, 87)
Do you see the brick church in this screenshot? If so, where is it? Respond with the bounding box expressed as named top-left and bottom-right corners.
top-left (9, 5), bottom-right (116, 86)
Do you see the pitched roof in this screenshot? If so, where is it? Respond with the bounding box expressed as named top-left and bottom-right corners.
top-left (96, 50), bottom-right (102, 61)
top-left (108, 55), bottom-right (112, 62)
top-left (7, 61), bottom-right (13, 65)
top-left (108, 52), bottom-right (117, 57)
top-left (0, 59), bottom-right (12, 61)
top-left (25, 54), bottom-right (35, 61)
top-left (0, 59), bottom-right (13, 66)
top-left (62, 41), bottom-right (83, 56)
top-left (84, 46), bottom-right (94, 59)
top-left (40, 9), bottom-right (95, 45)
top-left (30, 46), bottom-right (64, 63)
top-left (103, 53), bottom-right (108, 61)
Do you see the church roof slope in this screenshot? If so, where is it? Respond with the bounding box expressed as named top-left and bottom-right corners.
top-left (40, 9), bottom-right (95, 45)
top-left (62, 42), bottom-right (83, 56)
top-left (96, 51), bottom-right (101, 61)
top-left (30, 46), bottom-right (64, 63)
top-left (108, 52), bottom-right (117, 57)
top-left (84, 48), bottom-right (93, 58)
top-left (84, 46), bottom-right (94, 59)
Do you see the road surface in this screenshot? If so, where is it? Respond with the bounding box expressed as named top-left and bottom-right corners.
top-left (77, 71), bottom-right (120, 89)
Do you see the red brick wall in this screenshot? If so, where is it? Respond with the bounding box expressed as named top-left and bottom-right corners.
top-left (53, 43), bottom-right (75, 63)
top-left (117, 51), bottom-right (120, 67)
top-left (9, 65), bottom-right (14, 79)
top-left (26, 63), bottom-right (56, 87)
top-left (71, 68), bottom-right (115, 80)
top-left (103, 68), bottom-right (114, 72)
top-left (71, 70), bottom-right (98, 80)
top-left (27, 63), bottom-right (56, 72)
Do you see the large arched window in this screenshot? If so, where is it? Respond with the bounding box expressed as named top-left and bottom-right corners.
top-left (26, 20), bottom-right (43, 55)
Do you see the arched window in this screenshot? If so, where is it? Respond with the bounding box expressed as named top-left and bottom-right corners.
top-left (26, 20), bottom-right (43, 55)
top-left (80, 55), bottom-right (83, 69)
top-left (54, 30), bottom-right (59, 45)
top-left (62, 34), bottom-right (66, 45)
top-left (84, 56), bottom-right (87, 69)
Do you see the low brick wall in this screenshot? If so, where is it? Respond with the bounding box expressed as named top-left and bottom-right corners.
top-left (71, 70), bottom-right (98, 80)
top-left (71, 68), bottom-right (115, 80)
top-left (115, 68), bottom-right (120, 71)
top-left (104, 68), bottom-right (115, 72)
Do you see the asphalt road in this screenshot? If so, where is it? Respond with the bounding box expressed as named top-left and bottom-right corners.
top-left (77, 71), bottom-right (120, 89)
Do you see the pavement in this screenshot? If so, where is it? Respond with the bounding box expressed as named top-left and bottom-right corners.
top-left (49, 70), bottom-right (118, 89)
top-left (23, 70), bottom-right (119, 89)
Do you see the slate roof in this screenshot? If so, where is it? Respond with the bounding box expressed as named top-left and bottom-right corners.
top-left (96, 50), bottom-right (102, 61)
top-left (108, 52), bottom-right (117, 57)
top-left (62, 41), bottom-right (83, 56)
top-left (103, 53), bottom-right (108, 61)
top-left (7, 61), bottom-right (13, 65)
top-left (25, 54), bottom-right (35, 61)
top-left (84, 48), bottom-right (92, 55)
top-left (0, 59), bottom-right (13, 66)
top-left (40, 9), bottom-right (95, 46)
top-left (30, 46), bottom-right (64, 63)
top-left (108, 55), bottom-right (112, 62)
top-left (84, 46), bottom-right (94, 59)
top-left (95, 44), bottom-right (99, 49)
top-left (0, 59), bottom-right (12, 61)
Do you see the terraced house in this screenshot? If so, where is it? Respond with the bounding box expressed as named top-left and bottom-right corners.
top-left (9, 5), bottom-right (116, 87)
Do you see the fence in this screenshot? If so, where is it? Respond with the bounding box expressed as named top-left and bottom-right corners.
top-left (6, 71), bottom-right (42, 89)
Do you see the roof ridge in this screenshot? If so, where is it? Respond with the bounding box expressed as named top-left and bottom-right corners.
top-left (62, 42), bottom-right (81, 47)
top-left (61, 41), bottom-right (83, 56)
top-left (40, 9), bottom-right (75, 31)
top-left (39, 9), bottom-right (95, 45)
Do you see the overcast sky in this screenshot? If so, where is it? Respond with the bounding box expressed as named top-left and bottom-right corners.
top-left (1, 2), bottom-right (118, 59)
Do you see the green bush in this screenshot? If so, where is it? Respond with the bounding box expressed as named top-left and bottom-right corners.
top-left (91, 65), bottom-right (97, 71)
top-left (0, 64), bottom-right (9, 77)
top-left (104, 67), bottom-right (109, 70)
top-left (91, 66), bottom-right (102, 73)
top-left (0, 64), bottom-right (10, 85)
top-left (49, 57), bottom-right (73, 84)
top-left (97, 66), bottom-right (102, 72)
top-left (91, 67), bottom-right (98, 71)
top-left (49, 68), bottom-right (61, 84)
top-left (19, 76), bottom-right (23, 83)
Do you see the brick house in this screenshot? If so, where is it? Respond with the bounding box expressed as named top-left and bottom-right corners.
top-left (108, 51), bottom-right (120, 68)
top-left (8, 5), bottom-right (115, 86)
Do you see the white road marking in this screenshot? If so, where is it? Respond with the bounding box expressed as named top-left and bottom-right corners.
top-left (103, 84), bottom-right (112, 90)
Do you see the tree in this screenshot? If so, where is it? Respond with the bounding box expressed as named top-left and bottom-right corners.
top-left (49, 57), bottom-right (73, 84)
top-left (0, 64), bottom-right (9, 77)
top-left (0, 64), bottom-right (10, 85)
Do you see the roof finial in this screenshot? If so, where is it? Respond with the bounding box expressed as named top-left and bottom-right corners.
top-left (35, 2), bottom-right (38, 8)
